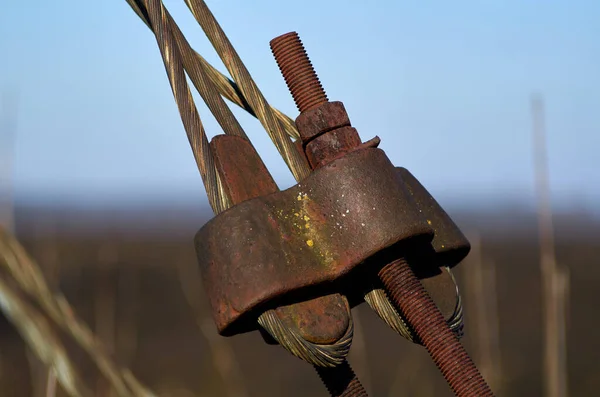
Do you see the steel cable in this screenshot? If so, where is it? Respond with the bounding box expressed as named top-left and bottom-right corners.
top-left (126, 1), bottom-right (246, 140)
top-left (126, 0), bottom-right (300, 140)
top-left (182, 0), bottom-right (311, 182)
top-left (134, 0), bottom-right (227, 214)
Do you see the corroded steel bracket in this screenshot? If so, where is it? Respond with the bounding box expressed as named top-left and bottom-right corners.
top-left (210, 134), bottom-right (353, 348)
top-left (398, 167), bottom-right (470, 268)
top-left (195, 147), bottom-right (434, 335)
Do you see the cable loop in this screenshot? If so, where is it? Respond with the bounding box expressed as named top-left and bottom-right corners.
top-left (364, 267), bottom-right (464, 343)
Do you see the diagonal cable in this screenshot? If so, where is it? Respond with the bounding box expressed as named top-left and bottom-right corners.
top-left (135, 0), bottom-right (228, 213)
top-left (126, 0), bottom-right (300, 141)
top-left (182, 0), bottom-right (311, 182)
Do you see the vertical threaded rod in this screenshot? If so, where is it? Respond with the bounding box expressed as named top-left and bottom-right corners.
top-left (270, 30), bottom-right (493, 396)
top-left (315, 361), bottom-right (369, 397)
top-left (270, 32), bottom-right (328, 112)
top-left (379, 258), bottom-right (494, 396)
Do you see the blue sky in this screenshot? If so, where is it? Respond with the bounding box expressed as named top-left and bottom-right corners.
top-left (1, 1), bottom-right (598, 211)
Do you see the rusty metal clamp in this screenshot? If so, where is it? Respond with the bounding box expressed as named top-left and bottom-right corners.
top-left (195, 138), bottom-right (470, 334)
top-left (194, 30), bottom-right (494, 397)
top-left (196, 145), bottom-right (435, 334)
top-left (195, 35), bottom-right (470, 344)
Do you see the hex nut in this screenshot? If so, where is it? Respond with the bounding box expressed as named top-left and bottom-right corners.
top-left (295, 101), bottom-right (351, 142)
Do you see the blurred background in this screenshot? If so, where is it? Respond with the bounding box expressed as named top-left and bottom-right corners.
top-left (1, 0), bottom-right (599, 396)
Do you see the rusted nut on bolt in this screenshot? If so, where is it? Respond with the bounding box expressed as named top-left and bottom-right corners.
top-left (295, 101), bottom-right (352, 143)
top-left (305, 126), bottom-right (361, 169)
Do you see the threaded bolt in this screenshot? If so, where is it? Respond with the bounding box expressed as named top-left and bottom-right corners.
top-left (270, 32), bottom-right (328, 112)
top-left (315, 361), bottom-right (369, 397)
top-left (379, 258), bottom-right (494, 396)
top-left (270, 30), bottom-right (493, 397)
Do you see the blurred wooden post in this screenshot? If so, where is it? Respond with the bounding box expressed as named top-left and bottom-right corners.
top-left (531, 94), bottom-right (569, 397)
top-left (464, 232), bottom-right (502, 391)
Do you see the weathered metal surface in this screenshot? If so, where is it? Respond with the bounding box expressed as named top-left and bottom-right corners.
top-left (293, 138), bottom-right (311, 173)
top-left (211, 135), bottom-right (279, 203)
top-left (210, 134), bottom-right (352, 344)
top-left (397, 167), bottom-right (471, 268)
top-left (305, 126), bottom-right (362, 169)
top-left (195, 147), bottom-right (433, 335)
top-left (275, 293), bottom-right (350, 344)
top-left (394, 166), bottom-right (469, 324)
top-left (295, 101), bottom-right (352, 142)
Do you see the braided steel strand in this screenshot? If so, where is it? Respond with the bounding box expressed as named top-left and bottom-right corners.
top-left (167, 7), bottom-right (247, 140)
top-left (139, 0), bottom-right (227, 213)
top-left (183, 0), bottom-right (311, 182)
top-left (126, 0), bottom-right (300, 140)
top-left (129, 1), bottom-right (246, 140)
top-left (447, 267), bottom-right (466, 337)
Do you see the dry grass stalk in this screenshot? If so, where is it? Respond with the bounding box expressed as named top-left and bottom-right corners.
top-left (0, 226), bottom-right (158, 397)
top-left (0, 274), bottom-right (90, 397)
top-left (30, 216), bottom-right (63, 397)
top-left (46, 371), bottom-right (58, 397)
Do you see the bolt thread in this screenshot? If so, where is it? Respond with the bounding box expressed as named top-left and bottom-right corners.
top-left (379, 258), bottom-right (494, 397)
top-left (270, 32), bottom-right (328, 112)
top-left (314, 361), bottom-right (369, 397)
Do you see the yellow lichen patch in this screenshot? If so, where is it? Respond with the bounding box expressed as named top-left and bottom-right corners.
top-left (303, 215), bottom-right (310, 221)
top-left (294, 213), bottom-right (299, 217)
top-left (306, 239), bottom-right (314, 247)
